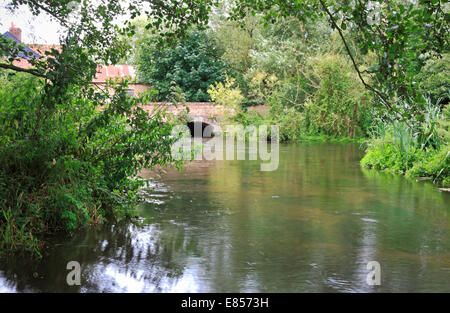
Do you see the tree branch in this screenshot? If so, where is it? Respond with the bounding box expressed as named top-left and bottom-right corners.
top-left (0, 62), bottom-right (47, 78)
top-left (318, 0), bottom-right (394, 112)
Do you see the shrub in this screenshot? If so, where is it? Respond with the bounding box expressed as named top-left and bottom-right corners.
top-left (245, 70), bottom-right (278, 105)
top-left (417, 54), bottom-right (450, 107)
top-left (269, 69), bottom-right (316, 110)
top-left (0, 73), bottom-right (179, 255)
top-left (437, 105), bottom-right (450, 143)
top-left (137, 30), bottom-right (228, 102)
top-left (407, 146), bottom-right (450, 186)
top-left (266, 100), bottom-right (305, 142)
top-left (207, 75), bottom-right (244, 111)
top-left (302, 54), bottom-right (373, 138)
top-left (361, 112), bottom-right (449, 186)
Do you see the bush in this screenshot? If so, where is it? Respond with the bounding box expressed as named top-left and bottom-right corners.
top-left (266, 100), bottom-right (305, 142)
top-left (137, 30), bottom-right (228, 102)
top-left (301, 54), bottom-right (373, 138)
top-left (417, 54), bottom-right (450, 107)
top-left (437, 105), bottom-right (450, 143)
top-left (207, 75), bottom-right (244, 111)
top-left (231, 53), bottom-right (375, 142)
top-left (268, 70), bottom-right (316, 109)
top-left (258, 53), bottom-right (373, 140)
top-left (407, 146), bottom-right (449, 185)
top-left (361, 112), bottom-right (449, 186)
top-left (0, 72), bottom-right (179, 255)
top-left (245, 70), bottom-right (278, 105)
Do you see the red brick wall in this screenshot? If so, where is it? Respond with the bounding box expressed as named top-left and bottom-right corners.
top-left (130, 84), bottom-right (151, 95)
top-left (247, 105), bottom-right (269, 115)
top-left (140, 102), bottom-right (234, 117)
top-left (92, 83), bottom-right (150, 96)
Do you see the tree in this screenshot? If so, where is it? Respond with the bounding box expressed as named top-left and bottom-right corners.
top-left (230, 0), bottom-right (449, 119)
top-left (0, 0), bottom-right (217, 254)
top-left (1, 0), bottom-right (218, 84)
top-left (137, 30), bottom-right (228, 102)
top-left (417, 54), bottom-right (450, 106)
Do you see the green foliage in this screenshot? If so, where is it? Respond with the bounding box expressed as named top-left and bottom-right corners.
top-left (268, 69), bottom-right (316, 109)
top-left (361, 122), bottom-right (422, 173)
top-left (246, 70), bottom-right (278, 105)
top-left (207, 75), bottom-right (244, 111)
top-left (300, 54), bottom-right (373, 138)
top-left (437, 105), bottom-right (450, 143)
top-left (168, 83), bottom-right (187, 107)
top-left (417, 54), bottom-right (450, 107)
top-left (230, 104), bottom-right (304, 142)
top-left (266, 104), bottom-right (305, 142)
top-left (0, 73), bottom-right (180, 255)
top-left (362, 139), bottom-right (449, 187)
top-left (0, 0), bottom-right (221, 256)
top-left (361, 106), bottom-right (449, 186)
top-left (249, 53), bottom-right (373, 140)
top-left (211, 7), bottom-right (375, 140)
top-left (168, 84), bottom-right (193, 125)
top-left (137, 30), bottom-right (228, 101)
top-left (212, 9), bottom-right (259, 76)
top-left (246, 17), bottom-right (334, 79)
top-left (417, 101), bottom-right (444, 150)
top-left (229, 53), bottom-right (374, 142)
top-left (230, 0), bottom-right (449, 117)
top-left (407, 146), bottom-right (450, 185)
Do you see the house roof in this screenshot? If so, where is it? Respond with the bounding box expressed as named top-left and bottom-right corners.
top-left (29, 44), bottom-right (62, 57)
top-left (12, 58), bottom-right (33, 69)
top-left (2, 27), bottom-right (141, 85)
top-left (93, 64), bottom-right (138, 83)
top-left (1, 31), bottom-right (41, 59)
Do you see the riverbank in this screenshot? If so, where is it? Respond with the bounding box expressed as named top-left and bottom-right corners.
top-left (361, 143), bottom-right (449, 187)
top-left (359, 108), bottom-right (449, 188)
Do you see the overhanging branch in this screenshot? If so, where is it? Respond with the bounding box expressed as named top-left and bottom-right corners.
top-left (318, 0), bottom-right (394, 113)
top-left (0, 62), bottom-right (47, 78)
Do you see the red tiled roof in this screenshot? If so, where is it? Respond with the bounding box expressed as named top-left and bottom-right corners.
top-left (7, 49), bottom-right (139, 84)
top-left (12, 58), bottom-right (33, 69)
top-left (4, 44), bottom-right (61, 70)
top-left (8, 59), bottom-right (138, 83)
top-left (92, 64), bottom-right (137, 83)
top-left (29, 44), bottom-right (62, 57)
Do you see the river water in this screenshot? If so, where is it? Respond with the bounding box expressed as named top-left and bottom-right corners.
top-left (1, 143), bottom-right (449, 292)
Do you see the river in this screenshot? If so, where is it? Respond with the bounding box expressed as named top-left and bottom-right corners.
top-left (0, 143), bottom-right (449, 292)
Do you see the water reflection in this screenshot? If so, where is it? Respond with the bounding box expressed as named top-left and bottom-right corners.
top-left (0, 143), bottom-right (449, 292)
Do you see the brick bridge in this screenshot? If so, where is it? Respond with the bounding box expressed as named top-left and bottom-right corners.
top-left (140, 102), bottom-right (231, 137)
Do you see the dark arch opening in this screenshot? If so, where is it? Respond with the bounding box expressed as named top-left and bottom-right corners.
top-left (187, 121), bottom-right (214, 138)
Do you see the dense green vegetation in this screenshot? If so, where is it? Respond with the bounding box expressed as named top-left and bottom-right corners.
top-left (137, 30), bottom-right (228, 101)
top-left (0, 71), bottom-right (180, 255)
top-left (416, 54), bottom-right (450, 107)
top-left (361, 104), bottom-right (449, 186)
top-left (0, 0), bottom-right (207, 256)
top-left (0, 0), bottom-right (448, 256)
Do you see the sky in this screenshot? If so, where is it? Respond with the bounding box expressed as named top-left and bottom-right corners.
top-left (0, 1), bottom-right (62, 44)
top-left (0, 0), bottom-right (148, 45)
top-left (0, 0), bottom-right (228, 45)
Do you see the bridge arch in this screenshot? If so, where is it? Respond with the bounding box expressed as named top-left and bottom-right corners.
top-left (187, 116), bottom-right (218, 138)
top-left (139, 103), bottom-right (229, 137)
